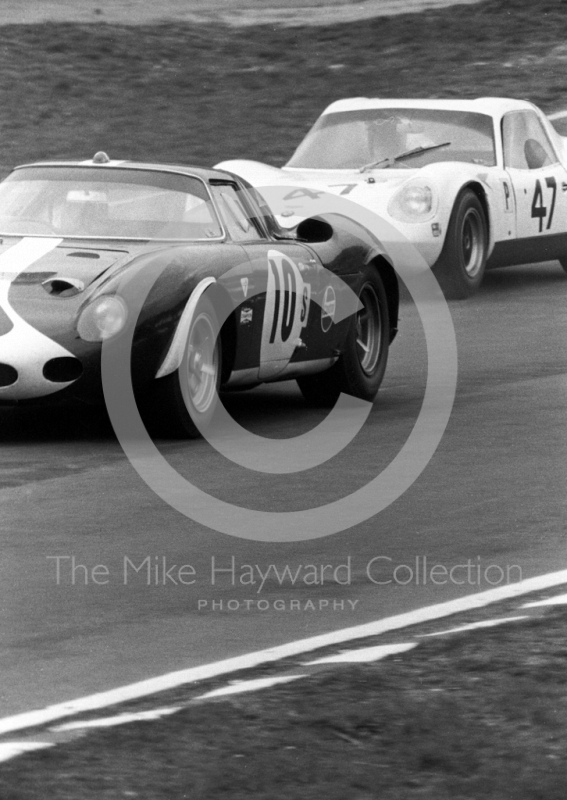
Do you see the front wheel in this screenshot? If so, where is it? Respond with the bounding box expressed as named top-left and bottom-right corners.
top-left (433, 189), bottom-right (488, 300)
top-left (297, 266), bottom-right (390, 406)
top-left (148, 295), bottom-right (222, 438)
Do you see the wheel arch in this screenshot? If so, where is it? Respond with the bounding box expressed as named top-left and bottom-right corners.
top-left (460, 181), bottom-right (492, 251)
top-left (155, 277), bottom-right (236, 381)
top-left (432, 181), bottom-right (490, 299)
top-left (366, 254), bottom-right (399, 343)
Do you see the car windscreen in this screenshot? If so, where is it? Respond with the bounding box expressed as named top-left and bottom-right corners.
top-left (286, 109), bottom-right (496, 169)
top-left (0, 167), bottom-right (223, 239)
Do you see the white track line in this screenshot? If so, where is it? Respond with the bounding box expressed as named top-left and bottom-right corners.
top-left (523, 593), bottom-right (567, 608)
top-left (416, 616), bottom-right (529, 637)
top-left (1, 569), bottom-right (567, 737)
top-left (0, 0), bottom-right (484, 28)
top-left (304, 642), bottom-right (416, 664)
top-left (195, 675), bottom-right (306, 700)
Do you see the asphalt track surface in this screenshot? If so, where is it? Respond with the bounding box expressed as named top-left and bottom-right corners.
top-left (1, 260), bottom-right (567, 719)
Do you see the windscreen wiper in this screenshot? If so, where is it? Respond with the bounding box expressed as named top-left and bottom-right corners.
top-left (359, 141), bottom-right (452, 172)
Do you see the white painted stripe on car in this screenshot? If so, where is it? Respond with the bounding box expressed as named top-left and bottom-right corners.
top-left (304, 642), bottom-right (416, 664)
top-left (195, 675), bottom-right (306, 700)
top-left (52, 707), bottom-right (181, 731)
top-left (0, 237), bottom-right (78, 399)
top-left (416, 616), bottom-right (529, 637)
top-left (0, 742), bottom-right (54, 763)
top-left (522, 593), bottom-right (567, 607)
top-left (1, 569), bottom-right (567, 736)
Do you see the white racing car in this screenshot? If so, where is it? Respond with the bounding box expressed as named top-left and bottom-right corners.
top-left (218, 98), bottom-right (567, 298)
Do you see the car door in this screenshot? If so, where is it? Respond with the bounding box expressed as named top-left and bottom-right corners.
top-left (210, 181), bottom-right (326, 381)
top-left (502, 110), bottom-right (567, 254)
top-left (251, 241), bottom-right (330, 381)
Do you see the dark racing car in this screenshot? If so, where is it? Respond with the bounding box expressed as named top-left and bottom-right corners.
top-left (0, 154), bottom-right (399, 436)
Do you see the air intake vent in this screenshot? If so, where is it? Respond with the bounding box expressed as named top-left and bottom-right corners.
top-left (42, 277), bottom-right (85, 297)
top-left (0, 364), bottom-right (17, 387)
top-left (43, 357), bottom-right (83, 383)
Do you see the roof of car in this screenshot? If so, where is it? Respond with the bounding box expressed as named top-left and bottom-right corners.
top-left (322, 97), bottom-right (537, 117)
top-left (10, 158), bottom-right (236, 183)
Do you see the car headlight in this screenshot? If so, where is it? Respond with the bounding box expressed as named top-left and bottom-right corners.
top-left (77, 295), bottom-right (128, 342)
top-left (388, 182), bottom-right (436, 222)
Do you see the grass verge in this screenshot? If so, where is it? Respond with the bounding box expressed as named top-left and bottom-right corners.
top-left (0, 0), bottom-right (566, 170)
top-left (1, 605), bottom-right (567, 799)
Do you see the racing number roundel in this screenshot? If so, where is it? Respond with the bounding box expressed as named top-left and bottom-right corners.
top-left (320, 285), bottom-right (336, 332)
top-left (259, 250), bottom-right (310, 379)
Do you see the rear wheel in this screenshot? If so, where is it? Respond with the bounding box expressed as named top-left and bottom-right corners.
top-left (297, 266), bottom-right (389, 406)
top-left (434, 189), bottom-right (488, 300)
top-left (149, 295), bottom-right (221, 438)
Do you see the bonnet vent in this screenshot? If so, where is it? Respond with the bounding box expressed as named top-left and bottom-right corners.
top-left (67, 251), bottom-right (100, 259)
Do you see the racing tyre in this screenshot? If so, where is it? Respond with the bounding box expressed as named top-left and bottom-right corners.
top-left (149, 295), bottom-right (222, 438)
top-left (434, 189), bottom-right (488, 300)
top-left (297, 266), bottom-right (389, 406)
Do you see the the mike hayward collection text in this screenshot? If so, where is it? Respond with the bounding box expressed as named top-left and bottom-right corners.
top-left (46, 555), bottom-right (523, 590)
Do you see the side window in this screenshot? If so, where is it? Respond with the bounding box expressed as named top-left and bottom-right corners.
top-left (502, 111), bottom-right (558, 170)
top-left (210, 184), bottom-right (265, 242)
top-left (247, 185), bottom-right (282, 237)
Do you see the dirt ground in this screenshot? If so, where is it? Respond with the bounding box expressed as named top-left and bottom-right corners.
top-left (0, 0), bottom-right (482, 27)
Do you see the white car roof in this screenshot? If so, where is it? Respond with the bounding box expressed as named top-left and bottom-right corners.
top-left (322, 97), bottom-right (536, 118)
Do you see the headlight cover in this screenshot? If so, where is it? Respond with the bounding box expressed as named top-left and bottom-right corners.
top-left (388, 182), bottom-right (436, 223)
top-left (77, 295), bottom-right (128, 342)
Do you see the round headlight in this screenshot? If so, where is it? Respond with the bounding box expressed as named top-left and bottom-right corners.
top-left (77, 295), bottom-right (128, 342)
top-left (400, 185), bottom-right (433, 216)
top-left (388, 183), bottom-right (435, 222)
